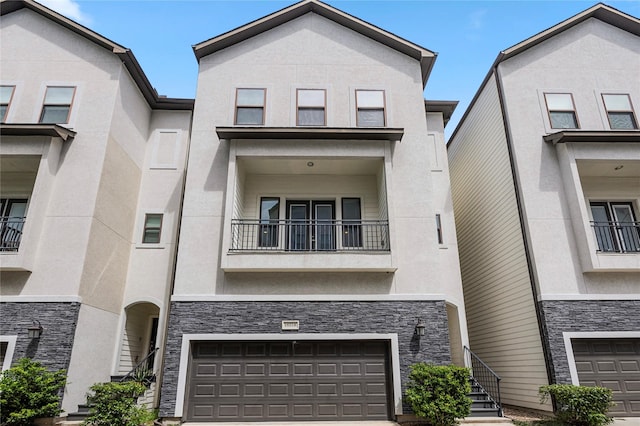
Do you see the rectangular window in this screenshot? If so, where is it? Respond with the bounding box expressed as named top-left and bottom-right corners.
top-left (342, 198), bottom-right (362, 248)
top-left (297, 89), bottom-right (326, 126)
top-left (590, 201), bottom-right (639, 253)
top-left (603, 94), bottom-right (637, 129)
top-left (235, 88), bottom-right (265, 125)
top-left (142, 214), bottom-right (163, 244)
top-left (545, 93), bottom-right (578, 129)
top-left (436, 213), bottom-right (443, 244)
top-left (356, 90), bottom-right (385, 127)
top-left (1, 86), bottom-right (15, 122)
top-left (259, 197), bottom-right (279, 248)
top-left (40, 86), bottom-right (75, 124)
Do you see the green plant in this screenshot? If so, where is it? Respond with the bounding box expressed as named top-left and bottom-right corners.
top-left (0, 358), bottom-right (67, 426)
top-left (539, 384), bottom-right (614, 426)
top-left (83, 381), bottom-right (155, 426)
top-left (405, 363), bottom-right (472, 426)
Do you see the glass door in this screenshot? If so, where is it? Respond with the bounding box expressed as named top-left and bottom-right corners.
top-left (287, 201), bottom-right (309, 251)
top-left (612, 203), bottom-right (640, 252)
top-left (313, 201), bottom-right (335, 251)
top-left (0, 198), bottom-right (27, 250)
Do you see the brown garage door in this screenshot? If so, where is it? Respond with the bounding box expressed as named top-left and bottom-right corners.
top-left (573, 339), bottom-right (640, 416)
top-left (186, 340), bottom-right (391, 422)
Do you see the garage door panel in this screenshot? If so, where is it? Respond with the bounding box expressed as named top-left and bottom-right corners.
top-left (621, 361), bottom-right (640, 372)
top-left (627, 381), bottom-right (640, 392)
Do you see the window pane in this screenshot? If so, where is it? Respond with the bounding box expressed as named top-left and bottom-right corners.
top-left (0, 106), bottom-right (6, 121)
top-left (237, 89), bottom-right (264, 107)
top-left (40, 106), bottom-right (70, 123)
top-left (550, 111), bottom-right (577, 129)
top-left (342, 198), bottom-right (361, 220)
top-left (356, 90), bottom-right (384, 107)
top-left (145, 214), bottom-right (163, 228)
top-left (298, 108), bottom-right (325, 126)
top-left (0, 86), bottom-right (14, 103)
top-left (236, 107), bottom-right (264, 125)
top-left (342, 198), bottom-right (361, 248)
top-left (590, 204), bottom-right (615, 252)
top-left (603, 94), bottom-right (631, 110)
top-left (298, 90), bottom-right (324, 107)
top-left (143, 229), bottom-right (161, 244)
top-left (609, 112), bottom-right (637, 129)
top-left (143, 214), bottom-right (162, 243)
top-left (44, 87), bottom-right (75, 104)
top-left (261, 198), bottom-right (279, 221)
top-left (357, 109), bottom-right (385, 127)
top-left (546, 93), bottom-right (573, 110)
top-left (259, 198), bottom-right (279, 248)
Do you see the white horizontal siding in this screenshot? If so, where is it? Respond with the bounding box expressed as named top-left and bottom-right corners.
top-left (448, 75), bottom-right (551, 411)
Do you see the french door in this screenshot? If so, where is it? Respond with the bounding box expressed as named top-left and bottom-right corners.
top-left (590, 201), bottom-right (640, 253)
top-left (286, 200), bottom-right (335, 251)
top-left (0, 198), bottom-right (28, 250)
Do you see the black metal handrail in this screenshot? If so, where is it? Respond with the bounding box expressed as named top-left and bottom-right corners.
top-left (464, 346), bottom-right (502, 416)
top-left (591, 221), bottom-right (640, 253)
top-left (119, 347), bottom-right (158, 387)
top-left (0, 216), bottom-right (25, 251)
top-left (230, 219), bottom-right (390, 252)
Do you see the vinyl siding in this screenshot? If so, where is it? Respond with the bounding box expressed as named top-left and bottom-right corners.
top-left (448, 75), bottom-right (551, 410)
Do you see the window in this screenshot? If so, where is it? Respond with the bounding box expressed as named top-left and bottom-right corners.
top-left (590, 202), bottom-right (639, 253)
top-left (0, 198), bottom-right (27, 251)
top-left (297, 89), bottom-right (325, 126)
top-left (342, 198), bottom-right (362, 248)
top-left (602, 94), bottom-right (637, 129)
top-left (436, 214), bottom-right (443, 244)
top-left (545, 93), bottom-right (578, 129)
top-left (235, 88), bottom-right (265, 125)
top-left (1, 86), bottom-right (15, 122)
top-left (356, 90), bottom-right (385, 127)
top-left (259, 197), bottom-right (279, 247)
top-left (39, 86), bottom-right (75, 124)
top-left (142, 214), bottom-right (163, 244)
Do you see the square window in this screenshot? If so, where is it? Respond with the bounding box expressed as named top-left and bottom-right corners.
top-left (40, 86), bottom-right (75, 124)
top-left (1, 86), bottom-right (15, 122)
top-left (356, 90), bottom-right (385, 127)
top-left (142, 214), bottom-right (163, 244)
top-left (602, 94), bottom-right (637, 129)
top-left (235, 88), bottom-right (265, 125)
top-left (297, 89), bottom-right (325, 126)
top-left (544, 93), bottom-right (578, 129)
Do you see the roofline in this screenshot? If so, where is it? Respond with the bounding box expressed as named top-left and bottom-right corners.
top-left (1, 0), bottom-right (194, 111)
top-left (543, 130), bottom-right (640, 144)
top-left (0, 123), bottom-right (76, 140)
top-left (216, 126), bottom-right (404, 141)
top-left (193, 0), bottom-right (437, 87)
top-left (448, 3), bottom-right (640, 147)
top-left (425, 100), bottom-right (458, 128)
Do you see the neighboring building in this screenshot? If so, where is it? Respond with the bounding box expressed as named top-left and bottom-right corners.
top-left (0, 0), bottom-right (192, 414)
top-left (448, 4), bottom-right (640, 417)
top-left (159, 0), bottom-right (467, 422)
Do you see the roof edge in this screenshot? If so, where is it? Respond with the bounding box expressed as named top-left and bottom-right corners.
top-left (0, 123), bottom-right (77, 140)
top-left (543, 130), bottom-right (640, 144)
top-left (216, 126), bottom-right (404, 141)
top-left (425, 100), bottom-right (458, 127)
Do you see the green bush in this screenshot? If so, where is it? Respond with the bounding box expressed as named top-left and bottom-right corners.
top-left (83, 381), bottom-right (155, 426)
top-left (405, 363), bottom-right (472, 426)
top-left (539, 384), bottom-right (613, 426)
top-left (0, 358), bottom-right (67, 426)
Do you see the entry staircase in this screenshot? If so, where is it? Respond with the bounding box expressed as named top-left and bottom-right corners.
top-left (465, 346), bottom-right (503, 417)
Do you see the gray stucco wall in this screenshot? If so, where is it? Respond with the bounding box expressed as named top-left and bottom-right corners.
top-left (159, 300), bottom-right (451, 417)
top-left (0, 302), bottom-right (81, 372)
top-left (539, 300), bottom-right (640, 384)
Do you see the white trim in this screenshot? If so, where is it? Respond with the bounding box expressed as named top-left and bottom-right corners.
top-left (0, 295), bottom-right (82, 303)
top-left (174, 333), bottom-right (402, 418)
top-left (0, 336), bottom-right (17, 371)
top-left (539, 294), bottom-right (640, 301)
top-left (171, 294), bottom-right (448, 302)
top-left (563, 331), bottom-right (640, 385)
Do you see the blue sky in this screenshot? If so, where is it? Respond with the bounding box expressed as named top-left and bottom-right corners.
top-left (39, 0), bottom-right (639, 135)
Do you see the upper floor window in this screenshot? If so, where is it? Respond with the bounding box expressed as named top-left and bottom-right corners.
top-left (545, 93), bottom-right (578, 129)
top-left (1, 86), bottom-right (15, 122)
top-left (142, 213), bottom-right (163, 244)
top-left (235, 88), bottom-right (265, 125)
top-left (40, 86), bottom-right (75, 124)
top-left (590, 201), bottom-right (639, 253)
top-left (602, 94), bottom-right (637, 130)
top-left (297, 89), bottom-right (326, 126)
top-left (356, 90), bottom-right (386, 127)
top-left (0, 198), bottom-right (28, 251)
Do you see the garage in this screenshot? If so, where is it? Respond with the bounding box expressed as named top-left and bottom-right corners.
top-left (573, 338), bottom-right (640, 416)
top-left (185, 340), bottom-right (392, 422)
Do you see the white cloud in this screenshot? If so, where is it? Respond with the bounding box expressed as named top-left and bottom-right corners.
top-left (39, 0), bottom-right (92, 25)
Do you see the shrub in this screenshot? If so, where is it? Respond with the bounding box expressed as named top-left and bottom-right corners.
top-left (405, 363), bottom-right (472, 426)
top-left (0, 358), bottom-right (67, 426)
top-left (83, 381), bottom-right (155, 426)
top-left (539, 384), bottom-right (613, 426)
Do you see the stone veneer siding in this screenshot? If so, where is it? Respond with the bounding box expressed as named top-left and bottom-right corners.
top-left (159, 300), bottom-right (451, 417)
top-left (539, 300), bottom-right (640, 384)
top-left (0, 302), bottom-right (81, 372)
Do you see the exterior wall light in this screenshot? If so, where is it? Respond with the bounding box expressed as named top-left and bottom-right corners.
top-left (414, 318), bottom-right (426, 337)
top-left (27, 320), bottom-right (43, 339)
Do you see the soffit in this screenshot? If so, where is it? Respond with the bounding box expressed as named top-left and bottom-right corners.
top-left (0, 124), bottom-right (76, 141)
top-left (216, 126), bottom-right (404, 141)
top-left (543, 130), bottom-right (640, 144)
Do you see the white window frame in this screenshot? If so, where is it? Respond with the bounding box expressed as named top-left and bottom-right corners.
top-left (0, 336), bottom-right (17, 371)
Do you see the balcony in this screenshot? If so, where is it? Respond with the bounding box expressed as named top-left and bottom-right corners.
top-left (0, 216), bottom-right (25, 251)
top-left (230, 219), bottom-right (390, 252)
top-left (591, 221), bottom-right (640, 253)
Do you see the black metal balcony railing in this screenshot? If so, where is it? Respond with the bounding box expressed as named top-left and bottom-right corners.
top-left (591, 221), bottom-right (640, 253)
top-left (0, 216), bottom-right (25, 251)
top-left (230, 219), bottom-right (390, 252)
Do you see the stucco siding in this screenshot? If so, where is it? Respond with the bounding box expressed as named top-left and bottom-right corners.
top-left (448, 76), bottom-right (550, 410)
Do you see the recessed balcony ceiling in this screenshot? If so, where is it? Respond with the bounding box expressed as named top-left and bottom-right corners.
top-left (237, 157), bottom-right (382, 175)
top-left (0, 155), bottom-right (40, 173)
top-left (576, 159), bottom-right (640, 178)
